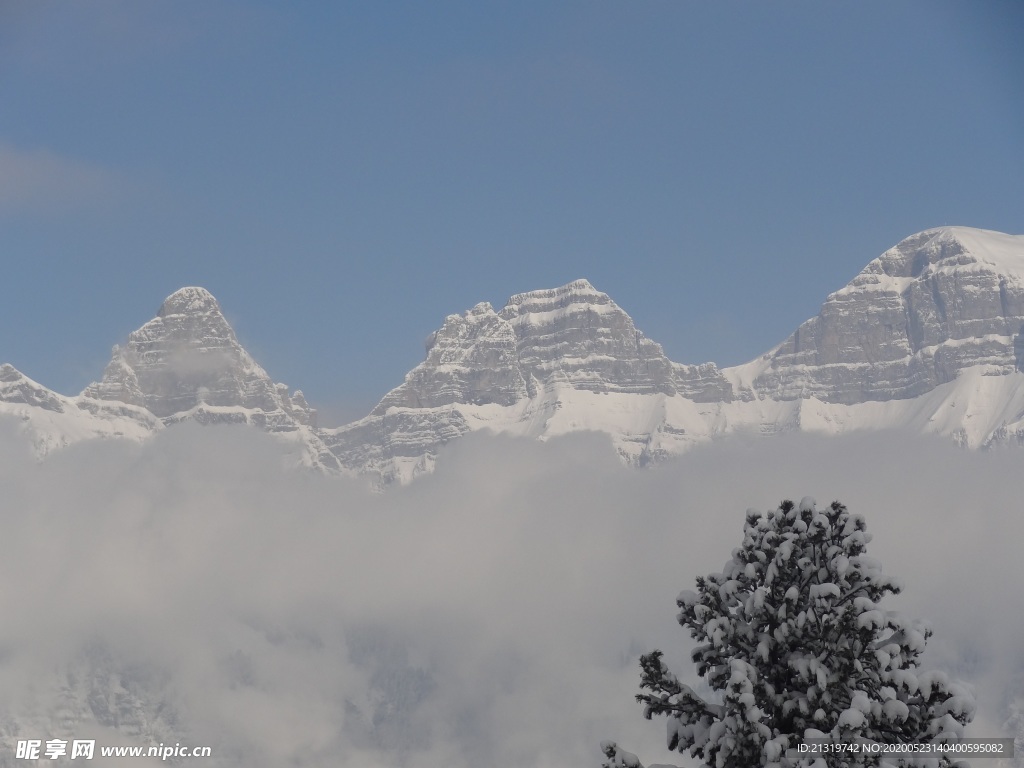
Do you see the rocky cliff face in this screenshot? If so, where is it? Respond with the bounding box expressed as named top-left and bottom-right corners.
top-left (497, 279), bottom-right (731, 401)
top-left (322, 279), bottom-right (734, 482)
top-left (374, 301), bottom-right (528, 411)
top-left (82, 287), bottom-right (317, 428)
top-left (741, 227), bottom-right (1024, 404)
top-left (3, 288), bottom-right (337, 469)
top-left (374, 279), bottom-right (732, 411)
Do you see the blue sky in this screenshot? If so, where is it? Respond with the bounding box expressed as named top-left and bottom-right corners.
top-left (2, 1), bottom-right (1022, 423)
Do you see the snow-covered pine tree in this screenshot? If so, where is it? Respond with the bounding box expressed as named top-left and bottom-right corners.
top-left (604, 497), bottom-right (975, 768)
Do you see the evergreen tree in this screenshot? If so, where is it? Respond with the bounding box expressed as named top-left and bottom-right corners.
top-left (603, 498), bottom-right (975, 768)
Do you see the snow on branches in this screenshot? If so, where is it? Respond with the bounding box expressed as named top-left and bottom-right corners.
top-left (611, 497), bottom-right (975, 768)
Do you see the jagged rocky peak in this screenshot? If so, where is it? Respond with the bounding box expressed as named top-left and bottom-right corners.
top-left (746, 226), bottom-right (1024, 404)
top-left (370, 279), bottom-right (733, 415)
top-left (499, 278), bottom-right (675, 394)
top-left (324, 277), bottom-right (738, 482)
top-left (82, 287), bottom-right (316, 429)
top-left (507, 279), bottom-right (660, 386)
top-left (498, 278), bottom-right (732, 400)
top-left (158, 285), bottom-right (222, 315)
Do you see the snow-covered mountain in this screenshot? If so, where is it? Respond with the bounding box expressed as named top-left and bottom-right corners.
top-left (326, 226), bottom-right (1024, 481)
top-left (732, 227), bottom-right (1024, 404)
top-left (83, 287), bottom-right (317, 427)
top-left (4, 226), bottom-right (1024, 482)
top-left (1, 287), bottom-right (339, 471)
top-left (320, 279), bottom-right (733, 482)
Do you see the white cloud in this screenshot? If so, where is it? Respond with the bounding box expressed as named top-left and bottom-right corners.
top-left (0, 142), bottom-right (127, 213)
top-left (0, 424), bottom-right (1020, 767)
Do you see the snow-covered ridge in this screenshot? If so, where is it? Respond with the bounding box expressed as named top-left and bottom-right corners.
top-left (5, 226), bottom-right (1024, 481)
top-left (934, 226), bottom-right (1024, 276)
top-left (501, 278), bottom-right (616, 322)
top-left (0, 363), bottom-right (160, 457)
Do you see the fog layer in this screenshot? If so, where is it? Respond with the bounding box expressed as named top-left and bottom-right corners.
top-left (0, 422), bottom-right (1020, 767)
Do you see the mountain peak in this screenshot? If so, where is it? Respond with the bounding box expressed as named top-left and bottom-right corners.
top-left (875, 227), bottom-right (1024, 281)
top-left (81, 288), bottom-right (319, 432)
top-left (503, 278), bottom-right (604, 311)
top-left (158, 286), bottom-right (221, 317)
top-left (328, 276), bottom-right (734, 478)
top-left (927, 226), bottom-right (1024, 276)
top-left (740, 225), bottom-right (1024, 405)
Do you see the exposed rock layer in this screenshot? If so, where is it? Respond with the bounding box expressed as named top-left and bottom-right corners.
top-left (744, 228), bottom-right (1024, 404)
top-left (323, 279), bottom-right (734, 481)
top-left (83, 287), bottom-right (316, 428)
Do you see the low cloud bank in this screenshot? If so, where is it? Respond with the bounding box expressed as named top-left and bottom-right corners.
top-left (0, 421), bottom-right (1020, 767)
